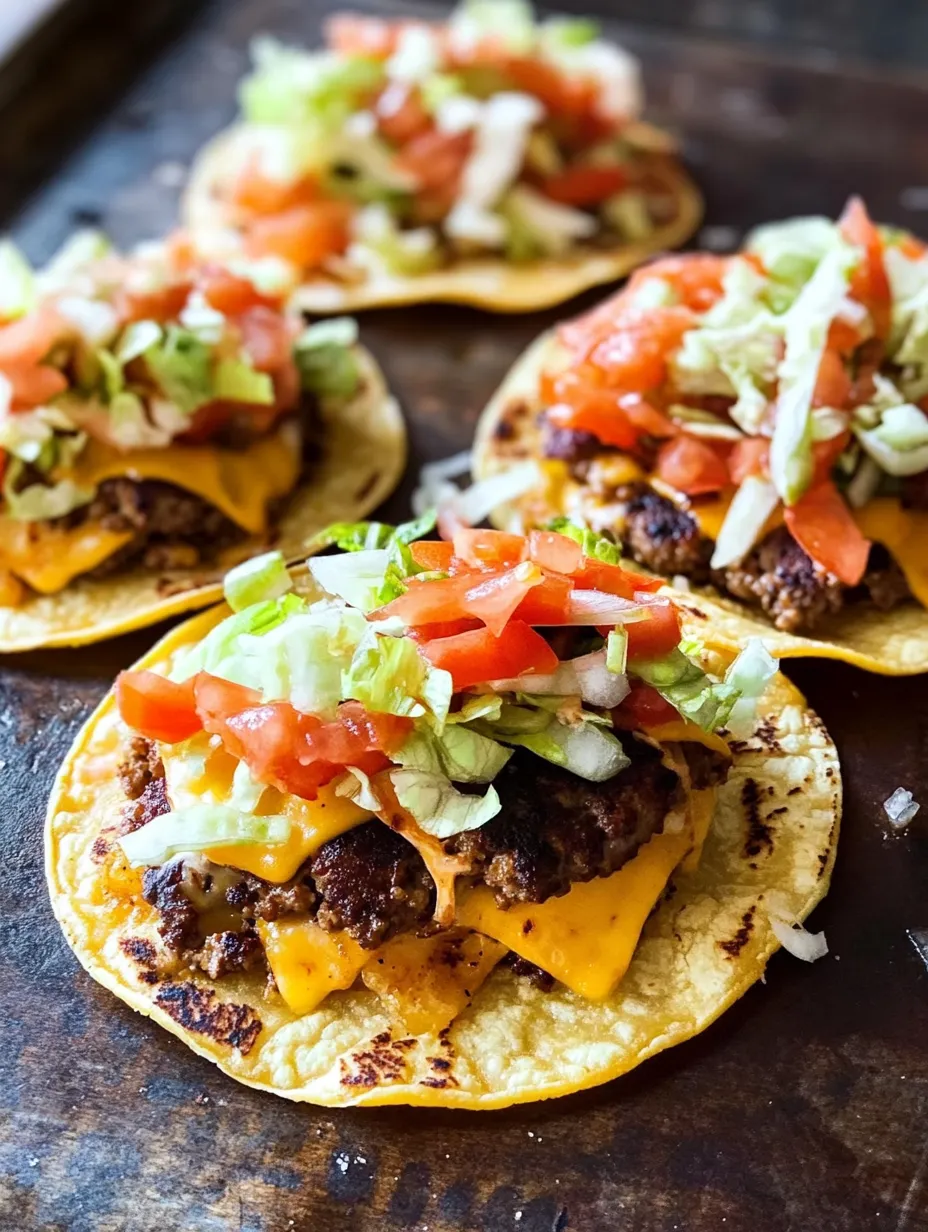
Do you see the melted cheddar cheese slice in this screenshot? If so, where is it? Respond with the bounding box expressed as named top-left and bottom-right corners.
top-left (456, 821), bottom-right (693, 1001)
top-left (65, 426), bottom-right (301, 536)
top-left (162, 740), bottom-right (370, 883)
top-left (0, 518), bottom-right (134, 594)
top-left (259, 918), bottom-right (369, 1015)
top-left (361, 929), bottom-right (506, 1035)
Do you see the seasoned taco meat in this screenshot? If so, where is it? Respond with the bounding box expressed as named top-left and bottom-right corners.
top-left (189, 928), bottom-right (265, 980)
top-left (542, 423), bottom-right (602, 464)
top-left (118, 737), bottom-right (170, 835)
top-left (142, 859), bottom-right (202, 953)
top-left (506, 954), bottom-right (555, 992)
top-left (311, 822), bottom-right (435, 949)
top-left (225, 874), bottom-right (316, 922)
top-left (447, 743), bottom-right (684, 908)
top-left (621, 485), bottom-right (713, 579)
top-left (598, 483), bottom-right (911, 634)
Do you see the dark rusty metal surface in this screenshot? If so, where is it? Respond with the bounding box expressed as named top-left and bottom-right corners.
top-left (2, 2), bottom-right (928, 1229)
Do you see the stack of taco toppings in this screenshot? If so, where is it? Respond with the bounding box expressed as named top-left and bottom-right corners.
top-left (104, 514), bottom-right (778, 1029)
top-left (479, 199), bottom-right (928, 634)
top-left (0, 230), bottom-right (364, 609)
top-left (183, 0), bottom-right (700, 309)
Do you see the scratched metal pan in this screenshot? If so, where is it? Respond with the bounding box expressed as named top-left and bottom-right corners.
top-left (2, 0), bottom-right (928, 1229)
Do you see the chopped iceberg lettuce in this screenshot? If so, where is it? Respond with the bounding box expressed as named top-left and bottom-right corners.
top-left (213, 358), bottom-right (275, 405)
top-left (501, 186), bottom-right (597, 260)
top-left (343, 626), bottom-right (453, 726)
top-left (240, 38), bottom-right (385, 129)
top-left (119, 806), bottom-right (292, 868)
top-left (769, 241), bottom-right (858, 504)
top-left (309, 549), bottom-right (392, 611)
top-left (448, 0), bottom-right (536, 57)
top-left (2, 465), bottom-right (94, 521)
top-left (223, 551), bottom-right (293, 612)
top-left (500, 716), bottom-right (630, 781)
top-left (394, 723), bottom-right (512, 783)
top-left (390, 769), bottom-right (502, 838)
top-left (143, 326), bottom-right (214, 414)
top-left (294, 320), bottom-right (360, 399)
top-left (746, 216), bottom-right (843, 288)
top-left (170, 593), bottom-right (309, 683)
top-left (633, 648), bottom-right (740, 732)
top-left (545, 517), bottom-right (623, 565)
top-left (710, 475), bottom-right (780, 569)
top-left (723, 638), bottom-right (779, 739)
top-left (352, 205), bottom-right (442, 275)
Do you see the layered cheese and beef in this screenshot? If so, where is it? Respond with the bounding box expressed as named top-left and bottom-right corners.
top-left (525, 201), bottom-right (928, 633)
top-left (98, 518), bottom-right (772, 1034)
top-left (0, 232), bottom-right (357, 605)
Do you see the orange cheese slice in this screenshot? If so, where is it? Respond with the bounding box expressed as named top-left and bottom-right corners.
top-left (259, 918), bottom-right (369, 1015)
top-left (0, 518), bottom-right (134, 594)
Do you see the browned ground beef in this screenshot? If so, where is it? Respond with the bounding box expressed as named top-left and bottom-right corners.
top-left (446, 743), bottom-right (683, 908)
top-left (311, 822), bottom-right (435, 949)
top-left (142, 860), bottom-right (201, 952)
top-left (506, 955), bottom-right (555, 992)
top-left (188, 929), bottom-right (265, 980)
top-left (225, 873), bottom-right (316, 922)
top-left (683, 743), bottom-right (731, 790)
top-left (118, 738), bottom-right (170, 835)
top-left (610, 483), bottom-right (911, 634)
top-left (621, 485), bottom-right (713, 579)
top-left (541, 423), bottom-right (602, 464)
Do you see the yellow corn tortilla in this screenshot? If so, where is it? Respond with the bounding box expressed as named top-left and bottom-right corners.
top-left (0, 346), bottom-right (405, 653)
top-left (474, 330), bottom-right (928, 675)
top-left (46, 596), bottom-right (839, 1109)
top-left (183, 127), bottom-right (703, 314)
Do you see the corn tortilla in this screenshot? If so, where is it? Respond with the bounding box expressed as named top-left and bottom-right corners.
top-left (46, 594), bottom-right (840, 1108)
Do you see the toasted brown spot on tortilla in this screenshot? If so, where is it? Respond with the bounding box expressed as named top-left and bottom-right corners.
top-left (788, 786), bottom-right (802, 796)
top-left (340, 1033), bottom-right (417, 1088)
top-left (753, 718), bottom-right (782, 752)
top-left (742, 777), bottom-right (774, 859)
top-left (718, 905), bottom-right (757, 958)
top-left (766, 806), bottom-right (788, 818)
top-left (680, 604), bottom-right (708, 620)
top-left (154, 982), bottom-right (262, 1054)
top-left (420, 1074), bottom-right (459, 1089)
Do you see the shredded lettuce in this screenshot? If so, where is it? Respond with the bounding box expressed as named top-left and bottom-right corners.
top-left (746, 217), bottom-right (844, 290)
top-left (390, 769), bottom-right (501, 839)
top-left (309, 510), bottom-right (437, 553)
top-left (633, 649), bottom-right (740, 732)
top-left (214, 358), bottom-right (275, 405)
top-left (143, 326), bottom-right (213, 414)
top-left (501, 186), bottom-right (597, 260)
top-left (606, 628), bottom-right (628, 674)
top-left (223, 551), bottom-right (292, 612)
top-left (342, 626), bottom-right (453, 726)
top-left (710, 475), bottom-right (780, 569)
top-left (294, 322), bottom-right (360, 399)
top-left (500, 717), bottom-right (630, 781)
top-left (769, 242), bottom-right (858, 504)
top-left (309, 548), bottom-right (392, 611)
top-left (394, 723), bottom-right (512, 783)
top-left (723, 638), bottom-right (779, 739)
top-left (240, 38), bottom-right (385, 129)
top-left (449, 0), bottom-right (535, 55)
top-left (170, 593), bottom-right (309, 682)
top-left (2, 465), bottom-right (94, 521)
top-left (545, 517), bottom-right (623, 564)
top-left (119, 806), bottom-right (292, 868)
top-left (36, 229), bottom-right (111, 295)
top-left (352, 205), bottom-right (442, 274)
top-left (541, 16), bottom-right (599, 49)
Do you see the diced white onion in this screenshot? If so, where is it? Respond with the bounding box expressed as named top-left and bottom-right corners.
top-left (846, 456), bottom-right (881, 509)
top-left (436, 95), bottom-right (484, 134)
top-left (444, 201), bottom-right (507, 248)
top-left (884, 786), bottom-right (920, 830)
top-left (770, 916), bottom-right (829, 962)
top-left (456, 92), bottom-right (544, 213)
top-left (566, 589), bottom-right (648, 625)
top-left (386, 25), bottom-right (440, 84)
top-left (453, 462), bottom-right (542, 527)
top-left (491, 650), bottom-right (629, 709)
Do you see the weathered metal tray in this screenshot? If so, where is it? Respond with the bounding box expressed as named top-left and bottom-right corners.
top-left (2, 2), bottom-right (927, 1228)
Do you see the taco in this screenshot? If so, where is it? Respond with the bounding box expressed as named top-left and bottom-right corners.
top-left (182, 0), bottom-right (702, 314)
top-left (0, 231), bottom-right (405, 651)
top-left (47, 513), bottom-right (839, 1108)
top-left (475, 200), bottom-right (928, 673)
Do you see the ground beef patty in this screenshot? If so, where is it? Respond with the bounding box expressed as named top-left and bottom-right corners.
top-left (447, 743), bottom-right (684, 908)
top-left (311, 822), bottom-right (435, 949)
top-left (612, 484), bottom-right (911, 634)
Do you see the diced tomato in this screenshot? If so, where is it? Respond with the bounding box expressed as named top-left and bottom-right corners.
top-left (164, 229), bottom-right (197, 272)
top-left (379, 573), bottom-right (475, 626)
top-left (826, 316), bottom-right (862, 355)
top-left (584, 308), bottom-right (695, 394)
top-left (7, 364), bottom-right (68, 407)
top-left (199, 268), bottom-right (278, 315)
top-left (542, 165), bottom-right (627, 207)
top-left (192, 673), bottom-right (262, 755)
top-left (546, 380), bottom-right (675, 450)
top-left (811, 430), bottom-right (851, 487)
top-left (245, 202), bottom-right (352, 270)
top-left (409, 540), bottom-right (455, 572)
top-left (655, 436), bottom-right (730, 496)
top-left (395, 130), bottom-right (472, 194)
top-left (839, 196), bottom-right (891, 339)
top-left (627, 254), bottom-right (730, 313)
top-left (452, 528), bottom-right (528, 570)
top-left (512, 572), bottom-right (572, 624)
top-left (812, 349), bottom-right (852, 409)
top-left (0, 305), bottom-right (69, 368)
top-left (459, 565), bottom-right (544, 636)
top-left (325, 13), bottom-right (403, 57)
top-left (784, 481), bottom-right (870, 586)
top-left (116, 281), bottom-right (192, 324)
top-left (528, 530), bottom-right (583, 575)
top-left (230, 155), bottom-right (320, 217)
top-left (573, 558), bottom-right (662, 597)
top-left (237, 305), bottom-right (295, 372)
top-left (612, 679), bottom-right (679, 729)
top-left (223, 702), bottom-right (334, 798)
top-left (503, 56), bottom-right (598, 119)
top-left (375, 83), bottom-right (431, 144)
top-left (420, 621), bottom-right (558, 690)
top-left (899, 235), bottom-right (928, 260)
top-left (405, 617), bottom-right (483, 642)
top-left (728, 437), bottom-right (769, 485)
top-left (624, 600), bottom-right (682, 662)
top-left (115, 671), bottom-right (201, 744)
